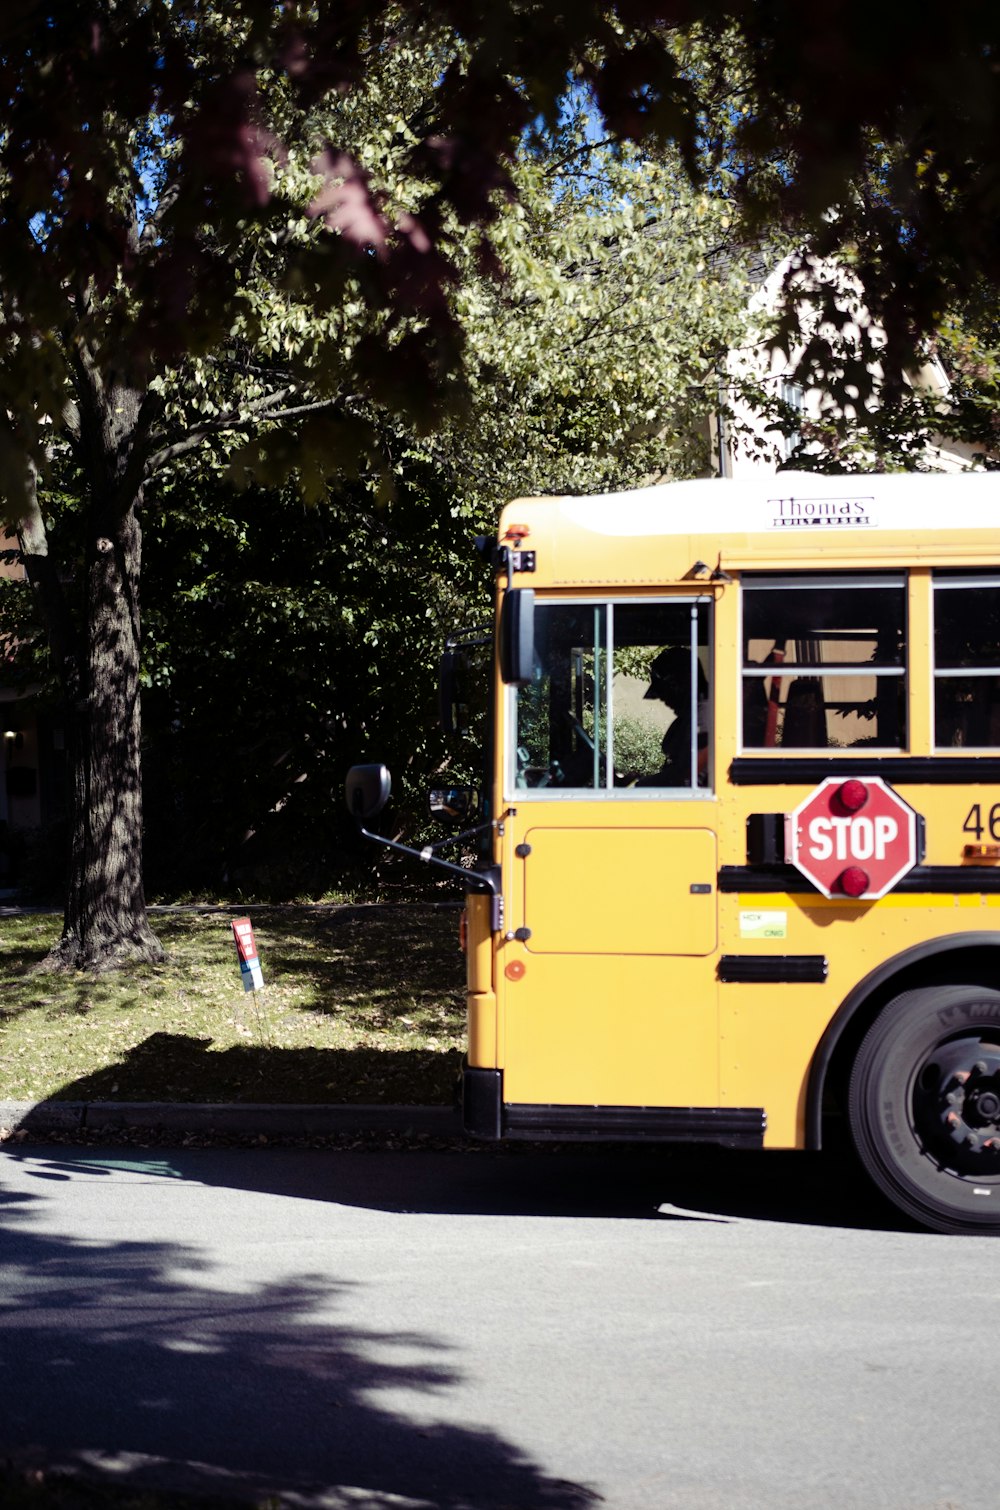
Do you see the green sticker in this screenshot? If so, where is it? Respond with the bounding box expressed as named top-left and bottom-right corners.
top-left (739, 909), bottom-right (787, 940)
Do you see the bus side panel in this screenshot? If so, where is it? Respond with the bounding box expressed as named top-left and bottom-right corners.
top-left (500, 951), bottom-right (719, 1108)
top-left (719, 891), bottom-right (1000, 1147)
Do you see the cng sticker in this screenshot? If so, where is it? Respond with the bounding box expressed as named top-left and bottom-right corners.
top-left (739, 910), bottom-right (788, 940)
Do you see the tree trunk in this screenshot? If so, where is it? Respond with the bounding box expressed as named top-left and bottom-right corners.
top-left (53, 501), bottom-right (163, 969)
top-left (21, 385), bottom-right (164, 972)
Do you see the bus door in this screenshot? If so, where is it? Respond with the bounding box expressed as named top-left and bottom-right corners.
top-left (502, 597), bottom-right (720, 1109)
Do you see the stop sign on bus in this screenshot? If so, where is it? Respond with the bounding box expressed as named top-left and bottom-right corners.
top-left (786, 777), bottom-right (919, 899)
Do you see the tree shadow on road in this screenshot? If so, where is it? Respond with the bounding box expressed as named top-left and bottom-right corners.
top-left (0, 1185), bottom-right (599, 1509)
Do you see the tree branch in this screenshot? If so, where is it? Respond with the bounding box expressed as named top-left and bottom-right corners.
top-left (142, 388), bottom-right (347, 481)
top-left (543, 135), bottom-right (618, 178)
top-left (15, 450), bottom-right (77, 694)
top-left (208, 355), bottom-right (298, 383)
top-left (138, 180), bottom-right (181, 250)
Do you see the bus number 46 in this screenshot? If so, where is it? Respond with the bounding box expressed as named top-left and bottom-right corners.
top-left (962, 803), bottom-right (1000, 841)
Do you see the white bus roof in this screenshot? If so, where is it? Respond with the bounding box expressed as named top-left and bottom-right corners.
top-left (506, 471), bottom-right (1000, 539)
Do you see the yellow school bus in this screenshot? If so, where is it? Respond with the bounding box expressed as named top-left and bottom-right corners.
top-left (348, 471), bottom-right (1000, 1235)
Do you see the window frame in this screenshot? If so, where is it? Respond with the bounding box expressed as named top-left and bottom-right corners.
top-left (932, 572), bottom-right (1000, 752)
top-left (738, 571), bottom-right (909, 755)
top-left (505, 594), bottom-right (714, 801)
top-left (777, 378), bottom-right (805, 463)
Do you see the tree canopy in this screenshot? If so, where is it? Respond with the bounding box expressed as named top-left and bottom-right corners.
top-left (5, 98), bottom-right (754, 901)
top-left (2, 1), bottom-right (998, 436)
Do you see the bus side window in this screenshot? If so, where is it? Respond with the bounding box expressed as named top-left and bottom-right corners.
top-left (742, 575), bottom-right (907, 751)
top-left (934, 574), bottom-right (1000, 748)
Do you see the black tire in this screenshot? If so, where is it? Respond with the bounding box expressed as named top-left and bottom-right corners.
top-left (848, 985), bottom-right (1000, 1235)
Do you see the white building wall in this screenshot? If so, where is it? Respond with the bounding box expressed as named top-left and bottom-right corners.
top-left (716, 252), bottom-right (979, 477)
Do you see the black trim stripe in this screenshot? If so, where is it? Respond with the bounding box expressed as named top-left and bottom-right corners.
top-left (720, 864), bottom-right (1000, 894)
top-left (730, 756), bottom-right (1000, 785)
top-left (719, 954), bottom-right (828, 983)
top-left (898, 866), bottom-right (1000, 892)
top-left (720, 865), bottom-right (822, 893)
top-left (502, 1103), bottom-right (765, 1148)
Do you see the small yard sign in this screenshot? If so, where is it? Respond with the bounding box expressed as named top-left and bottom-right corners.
top-left (231, 917), bottom-right (264, 992)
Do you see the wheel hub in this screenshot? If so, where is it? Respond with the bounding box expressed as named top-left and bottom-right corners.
top-left (916, 1038), bottom-right (1000, 1163)
top-left (968, 1087), bottom-right (1000, 1124)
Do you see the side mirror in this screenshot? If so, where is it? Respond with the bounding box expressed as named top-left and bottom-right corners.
top-left (429, 786), bottom-right (481, 824)
top-left (345, 764), bottom-right (391, 821)
top-left (499, 587), bottom-right (534, 685)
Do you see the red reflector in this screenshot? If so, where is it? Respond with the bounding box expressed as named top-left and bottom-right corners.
top-left (504, 522), bottom-right (530, 542)
top-left (839, 865), bottom-right (870, 897)
top-left (838, 779), bottom-right (869, 812)
top-left (458, 911), bottom-right (468, 952)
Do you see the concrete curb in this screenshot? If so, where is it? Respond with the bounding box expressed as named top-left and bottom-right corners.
top-left (0, 1100), bottom-right (462, 1137)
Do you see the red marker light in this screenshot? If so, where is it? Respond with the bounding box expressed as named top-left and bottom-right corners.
top-left (838, 779), bottom-right (869, 813)
top-left (839, 865), bottom-right (870, 897)
top-left (504, 523), bottom-right (531, 542)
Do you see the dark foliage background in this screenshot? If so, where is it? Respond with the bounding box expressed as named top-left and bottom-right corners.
top-left (138, 470), bottom-right (490, 899)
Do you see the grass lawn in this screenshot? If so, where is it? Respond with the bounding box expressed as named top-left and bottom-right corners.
top-left (0, 906), bottom-right (466, 1106)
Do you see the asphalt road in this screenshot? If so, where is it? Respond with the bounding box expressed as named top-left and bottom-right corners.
top-left (1, 1141), bottom-right (995, 1510)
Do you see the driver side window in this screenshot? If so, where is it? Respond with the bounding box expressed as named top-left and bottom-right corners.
top-left (515, 603), bottom-right (607, 789)
top-left (513, 599), bottom-right (710, 792)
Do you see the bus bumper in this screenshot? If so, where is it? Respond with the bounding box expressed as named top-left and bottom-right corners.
top-left (461, 1065), bottom-right (765, 1147)
top-left (463, 1066), bottom-right (503, 1139)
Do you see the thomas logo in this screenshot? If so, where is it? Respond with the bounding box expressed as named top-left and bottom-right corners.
top-left (769, 495), bottom-right (874, 528)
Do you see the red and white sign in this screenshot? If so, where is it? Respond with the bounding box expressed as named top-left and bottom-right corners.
top-left (232, 917), bottom-right (264, 992)
top-left (785, 777), bottom-right (919, 899)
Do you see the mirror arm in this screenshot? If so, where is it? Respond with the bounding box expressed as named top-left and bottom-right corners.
top-left (421, 818), bottom-right (495, 856)
top-left (357, 826), bottom-right (500, 897)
